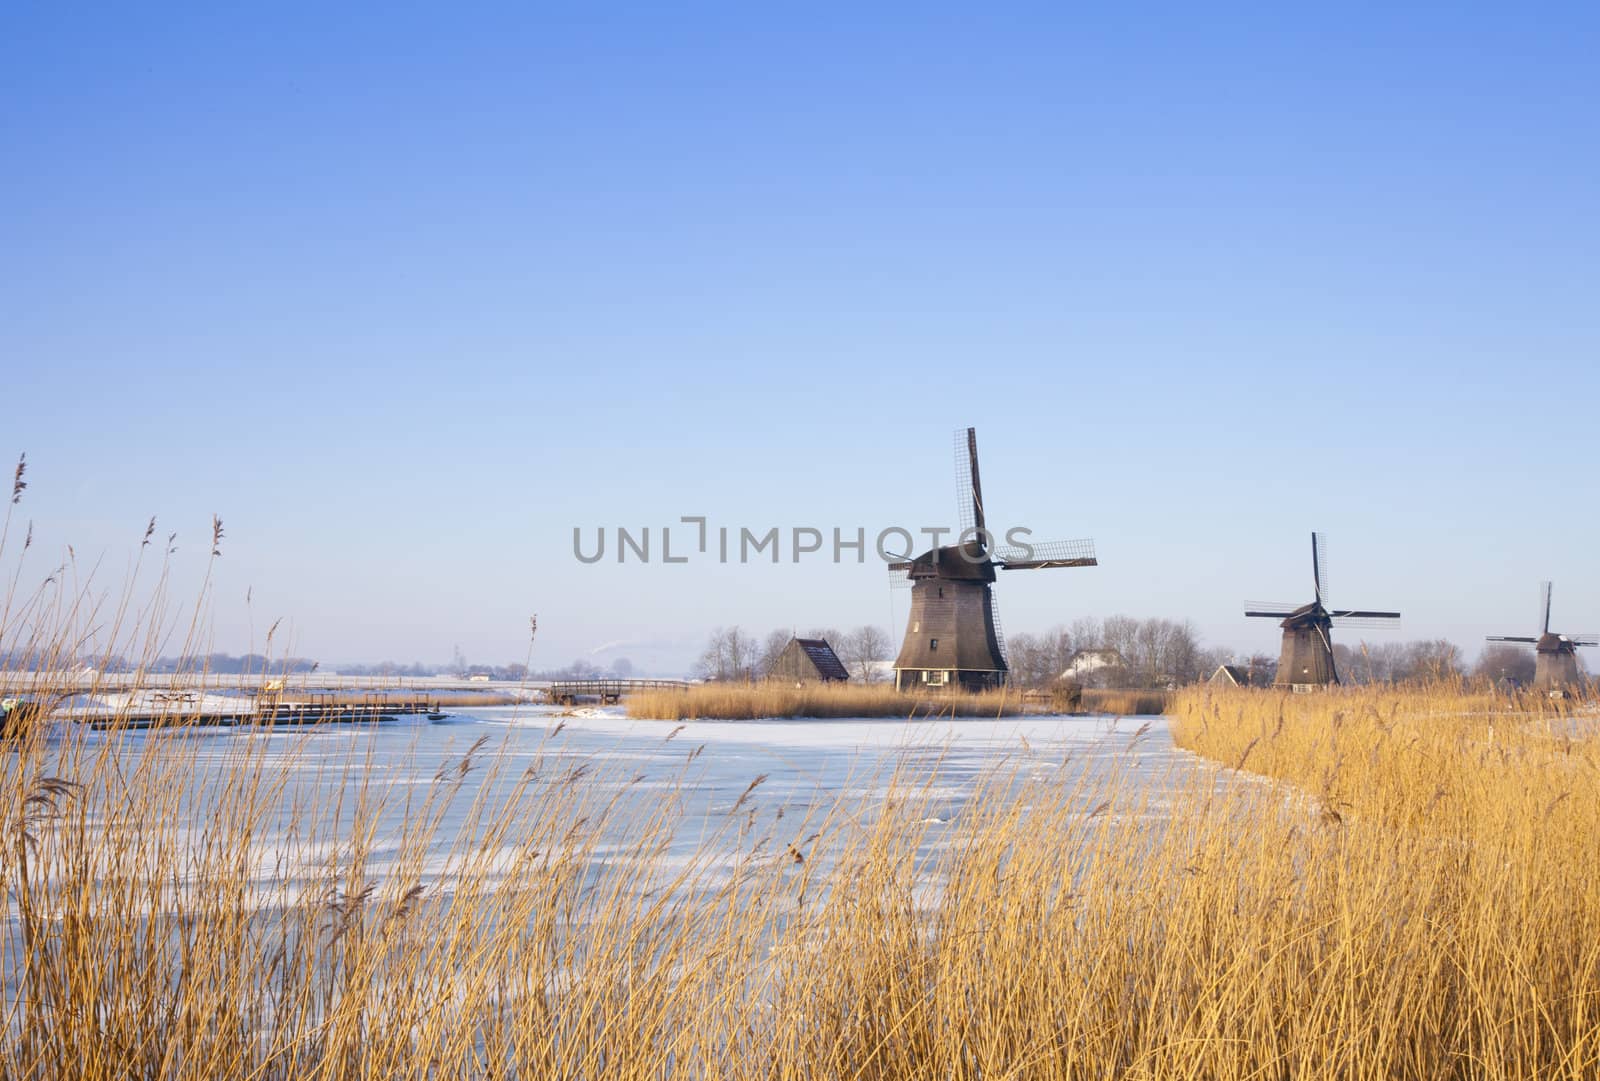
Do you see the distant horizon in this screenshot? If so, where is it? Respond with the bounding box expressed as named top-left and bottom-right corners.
top-left (0, 593), bottom-right (1569, 681)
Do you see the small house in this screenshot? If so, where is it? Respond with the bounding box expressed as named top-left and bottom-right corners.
top-left (766, 637), bottom-right (850, 684)
top-left (1209, 664), bottom-right (1249, 688)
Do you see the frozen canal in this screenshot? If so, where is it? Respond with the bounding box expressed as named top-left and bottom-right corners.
top-left (32, 705), bottom-right (1222, 902)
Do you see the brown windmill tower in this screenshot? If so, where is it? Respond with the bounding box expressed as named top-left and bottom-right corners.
top-left (1245, 533), bottom-right (1400, 689)
top-left (1486, 582), bottom-right (1595, 692)
top-left (890, 428), bottom-right (1097, 692)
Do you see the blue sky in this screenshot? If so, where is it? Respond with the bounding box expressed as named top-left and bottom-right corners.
top-left (3, 4), bottom-right (1597, 672)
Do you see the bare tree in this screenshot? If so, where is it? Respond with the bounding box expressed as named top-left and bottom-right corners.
top-left (802, 627), bottom-right (845, 650)
top-left (1402, 639), bottom-right (1463, 683)
top-left (756, 629), bottom-right (793, 677)
top-left (1007, 626), bottom-right (1075, 689)
top-left (1196, 645), bottom-right (1233, 681)
top-left (1121, 618), bottom-right (1203, 687)
top-left (1475, 642), bottom-right (1536, 685)
top-left (839, 625), bottom-right (892, 682)
top-left (1096, 616), bottom-right (1140, 687)
top-left (1334, 639), bottom-right (1464, 685)
top-left (697, 627), bottom-right (759, 682)
top-left (1068, 616), bottom-right (1102, 650)
top-left (1244, 653), bottom-right (1278, 687)
top-left (1006, 632), bottom-right (1048, 689)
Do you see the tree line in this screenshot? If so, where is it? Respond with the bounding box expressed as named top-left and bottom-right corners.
top-left (0, 651), bottom-right (321, 676)
top-left (1006, 617), bottom-right (1241, 689)
top-left (1332, 640), bottom-right (1548, 685)
top-left (4, 628), bottom-right (1558, 688)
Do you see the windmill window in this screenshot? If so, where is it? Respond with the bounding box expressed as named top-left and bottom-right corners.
top-left (930, 638), bottom-right (939, 651)
top-left (938, 587), bottom-right (943, 598)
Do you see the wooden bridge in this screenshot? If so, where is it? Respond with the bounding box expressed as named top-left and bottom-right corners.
top-left (546, 679), bottom-right (689, 706)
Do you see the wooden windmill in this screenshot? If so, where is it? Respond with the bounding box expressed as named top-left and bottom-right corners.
top-left (889, 428), bottom-right (1097, 692)
top-left (1245, 533), bottom-right (1400, 689)
top-left (1486, 581), bottom-right (1596, 692)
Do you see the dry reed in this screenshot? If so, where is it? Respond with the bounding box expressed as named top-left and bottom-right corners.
top-left (624, 680), bottom-right (1025, 720)
top-left (12, 681), bottom-right (1600, 1078)
top-left (1080, 686), bottom-right (1169, 715)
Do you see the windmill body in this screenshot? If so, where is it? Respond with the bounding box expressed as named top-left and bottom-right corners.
top-left (1245, 534), bottom-right (1400, 690)
top-left (893, 541), bottom-right (1007, 691)
top-left (891, 429), bottom-right (1096, 692)
top-left (1486, 582), bottom-right (1596, 692)
top-left (1534, 635), bottom-right (1584, 690)
top-left (1273, 603), bottom-right (1339, 686)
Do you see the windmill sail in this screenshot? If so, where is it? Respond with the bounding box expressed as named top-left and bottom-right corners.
top-left (994, 539), bottom-right (1097, 570)
top-left (952, 428), bottom-right (986, 545)
top-left (988, 587), bottom-right (1009, 666)
top-left (1245, 602), bottom-right (1303, 617)
top-left (1312, 532), bottom-right (1328, 606)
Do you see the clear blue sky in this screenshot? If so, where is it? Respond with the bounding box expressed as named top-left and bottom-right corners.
top-left (3, 4), bottom-right (1597, 673)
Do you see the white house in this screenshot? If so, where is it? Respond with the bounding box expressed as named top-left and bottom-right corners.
top-left (1059, 648), bottom-right (1124, 682)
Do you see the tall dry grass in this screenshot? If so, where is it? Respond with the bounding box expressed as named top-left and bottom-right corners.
top-left (1161, 682), bottom-right (1600, 1076)
top-left (1167, 681), bottom-right (1594, 833)
top-left (1080, 686), bottom-right (1170, 716)
top-left (624, 680), bottom-right (1025, 720)
top-left (13, 685), bottom-right (1600, 1078)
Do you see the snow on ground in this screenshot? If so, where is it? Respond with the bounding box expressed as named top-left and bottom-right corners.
top-left (57, 689), bottom-right (253, 718)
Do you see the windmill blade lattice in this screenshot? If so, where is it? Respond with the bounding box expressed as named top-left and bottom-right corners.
top-left (994, 538), bottom-right (1097, 569)
top-left (1330, 613), bottom-right (1403, 631)
top-left (1311, 532), bottom-right (1330, 607)
top-left (988, 587), bottom-right (1010, 666)
top-left (952, 428), bottom-right (985, 541)
top-left (1244, 601), bottom-right (1302, 617)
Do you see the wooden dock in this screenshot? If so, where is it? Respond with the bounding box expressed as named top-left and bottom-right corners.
top-left (546, 679), bottom-right (689, 705)
top-left (0, 674), bottom-right (694, 734)
top-left (2, 687), bottom-right (529, 734)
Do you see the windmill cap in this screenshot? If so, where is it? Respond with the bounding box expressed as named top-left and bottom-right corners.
top-left (905, 541), bottom-right (996, 582)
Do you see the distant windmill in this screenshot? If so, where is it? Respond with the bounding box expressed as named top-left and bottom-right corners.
top-left (889, 428), bottom-right (1097, 692)
top-left (1245, 533), bottom-right (1400, 688)
top-left (1485, 582), bottom-right (1596, 692)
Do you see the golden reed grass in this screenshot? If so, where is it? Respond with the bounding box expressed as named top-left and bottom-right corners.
top-left (1080, 687), bottom-right (1169, 716)
top-left (622, 683), bottom-right (1170, 723)
top-left (624, 680), bottom-right (1025, 720)
top-left (13, 681), bottom-right (1600, 1078)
